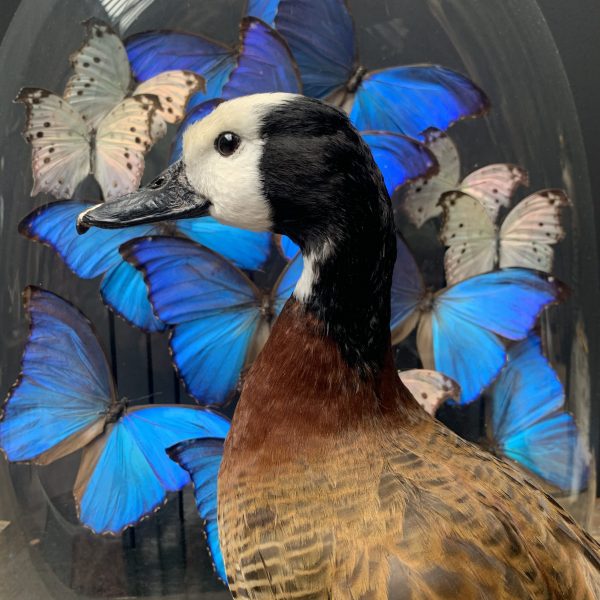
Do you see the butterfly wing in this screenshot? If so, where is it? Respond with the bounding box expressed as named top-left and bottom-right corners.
top-left (222, 18), bottom-right (301, 100)
top-left (245, 0), bottom-right (280, 25)
top-left (361, 131), bottom-right (438, 197)
top-left (125, 30), bottom-right (236, 109)
top-left (122, 237), bottom-right (262, 405)
top-left (399, 369), bottom-right (460, 415)
top-left (134, 70), bottom-right (205, 140)
top-left (274, 0), bottom-right (356, 98)
top-left (460, 164), bottom-right (528, 221)
top-left (273, 252), bottom-right (304, 314)
top-left (19, 201), bottom-right (164, 331)
top-left (75, 405), bottom-right (230, 534)
top-left (439, 192), bottom-right (497, 285)
top-left (175, 216), bottom-right (271, 270)
top-left (64, 19), bottom-right (131, 128)
top-left (94, 95), bottom-right (157, 200)
top-left (429, 269), bottom-right (559, 403)
top-left (16, 88), bottom-right (90, 198)
top-left (0, 287), bottom-right (113, 464)
top-left (490, 335), bottom-right (589, 491)
top-left (350, 66), bottom-right (489, 138)
top-left (499, 190), bottom-right (569, 272)
top-left (401, 129), bottom-right (460, 227)
top-left (168, 438), bottom-right (227, 583)
top-left (277, 236), bottom-right (301, 260)
top-left (390, 235), bottom-right (426, 344)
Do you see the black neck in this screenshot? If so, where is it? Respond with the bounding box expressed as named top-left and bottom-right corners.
top-left (295, 178), bottom-right (396, 377)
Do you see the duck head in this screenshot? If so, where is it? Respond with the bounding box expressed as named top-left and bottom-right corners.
top-left (77, 93), bottom-right (393, 253)
top-left (78, 93), bottom-right (397, 373)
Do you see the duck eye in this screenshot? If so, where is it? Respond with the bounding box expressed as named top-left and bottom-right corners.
top-left (215, 131), bottom-right (241, 157)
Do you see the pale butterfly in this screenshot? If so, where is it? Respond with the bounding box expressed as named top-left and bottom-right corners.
top-left (399, 369), bottom-right (460, 415)
top-left (63, 19), bottom-right (204, 140)
top-left (439, 189), bottom-right (569, 285)
top-left (17, 88), bottom-right (158, 200)
top-left (401, 129), bottom-right (528, 227)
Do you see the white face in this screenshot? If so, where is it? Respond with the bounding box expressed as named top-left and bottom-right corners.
top-left (182, 93), bottom-right (298, 231)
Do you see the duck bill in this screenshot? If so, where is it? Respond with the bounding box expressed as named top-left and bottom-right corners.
top-left (76, 161), bottom-right (210, 234)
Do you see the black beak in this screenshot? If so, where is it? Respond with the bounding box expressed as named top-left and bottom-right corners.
top-left (76, 161), bottom-right (210, 234)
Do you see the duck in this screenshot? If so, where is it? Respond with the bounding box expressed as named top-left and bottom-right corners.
top-left (77, 93), bottom-right (600, 599)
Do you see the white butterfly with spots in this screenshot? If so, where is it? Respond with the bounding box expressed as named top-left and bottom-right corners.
top-left (439, 190), bottom-right (569, 285)
top-left (17, 88), bottom-right (157, 200)
top-left (399, 369), bottom-right (460, 415)
top-left (63, 19), bottom-right (204, 139)
top-left (401, 129), bottom-right (529, 227)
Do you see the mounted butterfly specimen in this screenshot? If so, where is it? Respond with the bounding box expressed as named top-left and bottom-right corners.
top-left (127, 17), bottom-right (301, 113)
top-left (485, 334), bottom-right (590, 492)
top-left (401, 129), bottom-right (529, 227)
top-left (399, 369), bottom-right (460, 416)
top-left (439, 189), bottom-right (569, 285)
top-left (246, 0), bottom-right (489, 137)
top-left (19, 200), bottom-right (272, 332)
top-left (16, 89), bottom-right (159, 200)
top-left (122, 236), bottom-right (303, 406)
top-left (0, 287), bottom-right (230, 534)
top-left (391, 236), bottom-right (561, 404)
top-left (65, 19), bottom-right (204, 139)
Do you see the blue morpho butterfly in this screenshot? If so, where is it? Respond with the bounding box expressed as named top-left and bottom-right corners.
top-left (390, 239), bottom-right (561, 404)
top-left (0, 287), bottom-right (230, 534)
top-left (126, 17), bottom-right (301, 113)
top-left (168, 437), bottom-right (228, 584)
top-left (245, 0), bottom-right (489, 137)
top-left (485, 334), bottom-right (590, 492)
top-left (121, 236), bottom-right (303, 406)
top-left (19, 201), bottom-right (271, 332)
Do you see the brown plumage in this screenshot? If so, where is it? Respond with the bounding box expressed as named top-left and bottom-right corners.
top-left (220, 301), bottom-right (600, 599)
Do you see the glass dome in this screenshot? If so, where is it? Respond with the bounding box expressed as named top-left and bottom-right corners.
top-left (0, 1), bottom-right (597, 598)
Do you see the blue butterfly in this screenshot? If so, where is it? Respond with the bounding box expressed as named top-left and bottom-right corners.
top-left (0, 287), bottom-right (231, 534)
top-left (168, 438), bottom-right (228, 584)
top-left (127, 17), bottom-right (300, 112)
top-left (486, 335), bottom-right (590, 492)
top-left (19, 201), bottom-right (271, 332)
top-left (247, 0), bottom-right (489, 137)
top-left (122, 236), bottom-right (303, 406)
top-left (390, 238), bottom-right (561, 404)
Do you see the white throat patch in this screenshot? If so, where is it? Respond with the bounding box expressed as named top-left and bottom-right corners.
top-left (182, 93), bottom-right (299, 232)
top-left (294, 240), bottom-right (334, 303)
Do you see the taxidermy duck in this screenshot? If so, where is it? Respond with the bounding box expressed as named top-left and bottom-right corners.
top-left (78, 93), bottom-right (600, 599)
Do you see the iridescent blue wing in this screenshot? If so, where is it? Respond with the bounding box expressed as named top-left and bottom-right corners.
top-left (76, 405), bottom-right (230, 534)
top-left (0, 287), bottom-right (113, 463)
top-left (245, 0), bottom-right (280, 25)
top-left (350, 66), bottom-right (490, 139)
top-left (168, 438), bottom-right (227, 584)
top-left (490, 336), bottom-right (589, 491)
top-left (222, 18), bottom-right (301, 100)
top-left (122, 237), bottom-right (262, 405)
top-left (125, 31), bottom-right (236, 110)
top-left (273, 252), bottom-right (303, 314)
top-left (19, 201), bottom-right (165, 332)
top-left (170, 99), bottom-right (223, 162)
top-left (390, 235), bottom-right (425, 343)
top-left (275, 0), bottom-right (355, 98)
top-left (175, 216), bottom-right (271, 270)
top-left (100, 260), bottom-right (165, 331)
top-left (361, 132), bottom-right (438, 196)
top-left (278, 236), bottom-right (300, 260)
top-left (430, 269), bottom-right (559, 403)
